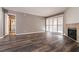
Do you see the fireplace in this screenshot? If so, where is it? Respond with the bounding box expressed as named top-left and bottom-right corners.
top-left (68, 28), bottom-right (77, 40)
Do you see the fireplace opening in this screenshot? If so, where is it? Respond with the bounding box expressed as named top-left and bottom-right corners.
top-left (68, 28), bottom-right (77, 40)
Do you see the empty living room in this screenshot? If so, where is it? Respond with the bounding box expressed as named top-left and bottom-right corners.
top-left (0, 7), bottom-right (79, 52)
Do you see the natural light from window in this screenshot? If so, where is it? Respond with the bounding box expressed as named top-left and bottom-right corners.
top-left (46, 14), bottom-right (63, 34)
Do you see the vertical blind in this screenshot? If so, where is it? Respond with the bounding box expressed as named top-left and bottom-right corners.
top-left (46, 14), bottom-right (63, 34)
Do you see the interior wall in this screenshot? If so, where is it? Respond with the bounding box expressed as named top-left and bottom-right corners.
top-left (62, 7), bottom-right (79, 42)
top-left (64, 7), bottom-right (79, 38)
top-left (64, 7), bottom-right (79, 24)
top-left (0, 7), bottom-right (3, 37)
top-left (8, 10), bottom-right (45, 35)
top-left (5, 13), bottom-right (9, 35)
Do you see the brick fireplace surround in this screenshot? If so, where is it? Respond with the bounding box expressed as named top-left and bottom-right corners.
top-left (65, 23), bottom-right (79, 42)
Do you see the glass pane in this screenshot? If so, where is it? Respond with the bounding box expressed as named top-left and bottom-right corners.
top-left (49, 19), bottom-right (53, 25)
top-left (46, 19), bottom-right (50, 25)
top-left (46, 26), bottom-right (49, 32)
top-left (58, 16), bottom-right (63, 25)
top-left (58, 25), bottom-right (63, 33)
top-left (50, 26), bottom-right (53, 32)
top-left (52, 26), bottom-right (57, 32)
top-left (53, 17), bottom-right (57, 26)
top-left (46, 14), bottom-right (63, 33)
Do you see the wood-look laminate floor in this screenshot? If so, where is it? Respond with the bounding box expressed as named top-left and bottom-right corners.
top-left (0, 32), bottom-right (79, 52)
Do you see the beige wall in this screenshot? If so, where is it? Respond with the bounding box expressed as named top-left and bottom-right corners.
top-left (64, 7), bottom-right (79, 41)
top-left (64, 7), bottom-right (79, 24)
top-left (64, 7), bottom-right (79, 34)
top-left (8, 10), bottom-right (45, 35)
top-left (0, 7), bottom-right (3, 37)
top-left (5, 13), bottom-right (9, 35)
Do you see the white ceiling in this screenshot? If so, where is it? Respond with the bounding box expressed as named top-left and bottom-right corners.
top-left (4, 7), bottom-right (67, 17)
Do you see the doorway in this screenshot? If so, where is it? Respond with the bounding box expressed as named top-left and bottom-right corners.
top-left (8, 14), bottom-right (16, 35)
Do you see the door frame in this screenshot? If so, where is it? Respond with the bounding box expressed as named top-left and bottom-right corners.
top-left (7, 13), bottom-right (16, 35)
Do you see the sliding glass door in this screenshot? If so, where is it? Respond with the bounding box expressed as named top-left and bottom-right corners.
top-left (46, 14), bottom-right (63, 34)
top-left (58, 16), bottom-right (63, 33)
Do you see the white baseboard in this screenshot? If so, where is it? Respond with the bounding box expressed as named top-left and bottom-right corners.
top-left (16, 31), bottom-right (45, 35)
top-left (63, 34), bottom-right (78, 43)
top-left (0, 35), bottom-right (8, 39)
top-left (0, 37), bottom-right (3, 39)
top-left (0, 36), bottom-right (4, 39)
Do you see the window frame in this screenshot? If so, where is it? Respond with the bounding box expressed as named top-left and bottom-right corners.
top-left (46, 14), bottom-right (64, 34)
